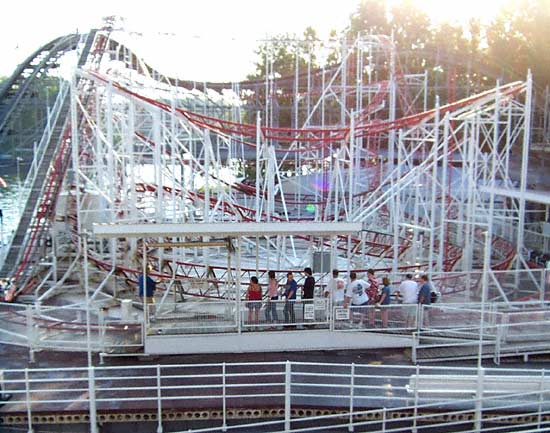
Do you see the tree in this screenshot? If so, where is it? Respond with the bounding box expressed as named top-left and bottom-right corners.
top-left (486, 0), bottom-right (550, 88)
top-left (348, 0), bottom-right (391, 36)
top-left (246, 28), bottom-right (322, 129)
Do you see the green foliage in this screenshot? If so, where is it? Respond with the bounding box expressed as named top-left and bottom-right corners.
top-left (247, 27), bottom-right (319, 81)
top-left (349, 0), bottom-right (391, 36)
top-left (248, 0), bottom-right (550, 93)
top-left (486, 0), bottom-right (550, 88)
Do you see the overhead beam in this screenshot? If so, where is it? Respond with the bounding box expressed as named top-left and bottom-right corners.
top-left (479, 186), bottom-right (550, 205)
top-left (93, 222), bottom-right (363, 239)
top-left (148, 241), bottom-right (230, 248)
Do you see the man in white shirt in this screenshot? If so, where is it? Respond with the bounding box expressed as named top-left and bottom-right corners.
top-left (344, 272), bottom-right (370, 325)
top-left (324, 269), bottom-right (346, 306)
top-left (397, 274), bottom-right (418, 327)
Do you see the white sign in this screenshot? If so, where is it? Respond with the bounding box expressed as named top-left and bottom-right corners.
top-left (335, 308), bottom-right (350, 320)
top-left (314, 298), bottom-right (326, 310)
top-left (304, 304), bottom-right (315, 320)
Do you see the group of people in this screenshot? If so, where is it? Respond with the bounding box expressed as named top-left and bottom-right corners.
top-left (139, 263), bottom-right (434, 328)
top-left (246, 268), bottom-right (315, 325)
top-left (246, 267), bottom-right (336, 326)
top-left (246, 268), bottom-right (435, 328)
top-left (326, 271), bottom-right (434, 327)
top-left (325, 269), bottom-right (392, 327)
top-left (395, 273), bottom-right (434, 326)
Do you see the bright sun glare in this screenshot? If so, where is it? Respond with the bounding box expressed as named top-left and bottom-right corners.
top-left (395, 0), bottom-right (509, 24)
top-left (0, 0), bottom-right (513, 80)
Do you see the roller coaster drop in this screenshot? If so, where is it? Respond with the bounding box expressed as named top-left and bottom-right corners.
top-left (0, 29), bottom-right (544, 312)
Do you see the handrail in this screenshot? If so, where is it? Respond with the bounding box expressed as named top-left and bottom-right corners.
top-left (1, 360), bottom-right (549, 433)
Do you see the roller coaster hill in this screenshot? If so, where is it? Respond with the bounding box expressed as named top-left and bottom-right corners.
top-left (0, 28), bottom-right (550, 359)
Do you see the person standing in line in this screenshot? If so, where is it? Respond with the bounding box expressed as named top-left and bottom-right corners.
top-left (366, 268), bottom-right (380, 301)
top-left (138, 264), bottom-right (157, 305)
top-left (366, 268), bottom-right (380, 325)
top-left (324, 269), bottom-right (346, 312)
top-left (397, 273), bottom-right (418, 328)
top-left (302, 267), bottom-right (315, 322)
top-left (265, 270), bottom-right (279, 323)
top-left (417, 274), bottom-right (432, 327)
top-left (376, 277), bottom-right (392, 328)
top-left (302, 267), bottom-right (315, 300)
top-left (343, 271), bottom-right (370, 325)
top-left (246, 276), bottom-right (262, 325)
top-left (283, 272), bottom-right (297, 325)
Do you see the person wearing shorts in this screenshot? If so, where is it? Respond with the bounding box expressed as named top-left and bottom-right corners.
top-left (398, 274), bottom-right (418, 327)
top-left (344, 272), bottom-right (370, 325)
top-left (246, 276), bottom-right (262, 324)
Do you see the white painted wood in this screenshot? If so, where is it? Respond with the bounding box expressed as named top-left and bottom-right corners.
top-left (93, 222), bottom-right (363, 238)
top-left (144, 330), bottom-right (411, 355)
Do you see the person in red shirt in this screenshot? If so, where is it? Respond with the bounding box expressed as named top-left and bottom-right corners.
top-left (366, 268), bottom-right (379, 326)
top-left (246, 276), bottom-right (262, 324)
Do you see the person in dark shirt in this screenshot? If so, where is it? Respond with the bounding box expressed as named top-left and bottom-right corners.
top-left (302, 267), bottom-right (315, 299)
top-left (302, 267), bottom-right (315, 323)
top-left (417, 274), bottom-right (432, 326)
top-left (417, 275), bottom-right (432, 305)
top-left (283, 272), bottom-right (297, 324)
top-left (376, 277), bottom-right (392, 328)
top-left (138, 264), bottom-right (156, 304)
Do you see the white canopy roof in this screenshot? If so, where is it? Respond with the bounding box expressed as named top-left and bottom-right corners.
top-left (93, 221), bottom-right (362, 238)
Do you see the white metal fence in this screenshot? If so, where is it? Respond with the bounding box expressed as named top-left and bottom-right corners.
top-left (5, 298), bottom-right (550, 365)
top-left (413, 302), bottom-right (550, 363)
top-left (0, 302), bottom-right (143, 358)
top-left (1, 361), bottom-right (550, 433)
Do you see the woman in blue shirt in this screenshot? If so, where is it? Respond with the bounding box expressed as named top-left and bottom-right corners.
top-left (376, 277), bottom-right (392, 328)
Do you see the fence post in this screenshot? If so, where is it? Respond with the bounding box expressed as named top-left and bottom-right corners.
top-left (222, 363), bottom-right (227, 432)
top-left (26, 306), bottom-right (36, 363)
top-left (330, 303), bottom-right (335, 332)
top-left (88, 366), bottom-right (98, 433)
top-left (24, 369), bottom-right (33, 433)
top-left (411, 332), bottom-right (418, 364)
top-left (474, 366), bottom-right (484, 432)
top-left (348, 363), bottom-right (355, 432)
top-left (412, 364), bottom-right (419, 433)
top-left (156, 365), bottom-right (163, 433)
top-left (493, 324), bottom-right (501, 365)
top-left (538, 369), bottom-right (545, 429)
top-left (285, 360), bottom-right (291, 432)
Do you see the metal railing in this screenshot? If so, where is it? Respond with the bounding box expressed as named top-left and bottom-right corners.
top-left (412, 302), bottom-right (550, 363)
top-left (5, 299), bottom-right (550, 365)
top-left (148, 300), bottom-right (423, 334)
top-left (0, 302), bottom-right (143, 357)
top-left (1, 361), bottom-right (550, 433)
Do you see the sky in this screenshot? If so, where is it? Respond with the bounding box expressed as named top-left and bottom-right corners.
top-left (0, 0), bottom-right (509, 82)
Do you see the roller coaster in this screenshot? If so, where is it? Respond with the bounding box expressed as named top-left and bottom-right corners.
top-left (0, 27), bottom-right (549, 349)
top-left (2, 25), bottom-right (550, 433)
